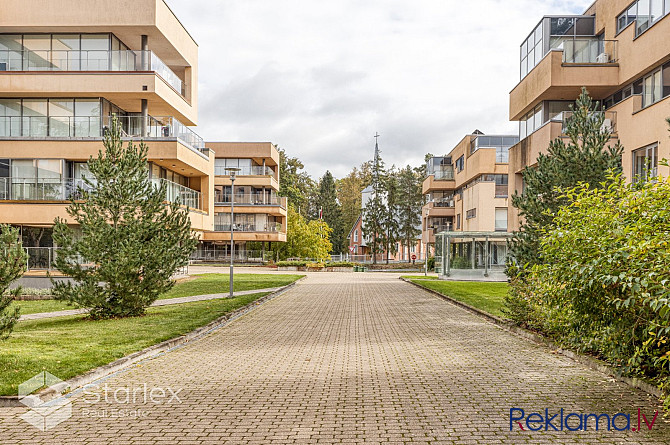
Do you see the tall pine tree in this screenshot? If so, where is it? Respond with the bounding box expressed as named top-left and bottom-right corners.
top-left (0, 225), bottom-right (26, 340)
top-left (396, 165), bottom-right (422, 260)
top-left (510, 88), bottom-right (623, 271)
top-left (52, 117), bottom-right (198, 319)
top-left (316, 171), bottom-right (345, 254)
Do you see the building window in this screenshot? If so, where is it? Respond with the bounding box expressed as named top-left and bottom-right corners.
top-left (456, 214), bottom-right (461, 230)
top-left (455, 156), bottom-right (465, 172)
top-left (619, 0), bottom-right (670, 36)
top-left (633, 144), bottom-right (658, 182)
top-left (643, 69), bottom-right (662, 107)
top-left (495, 208), bottom-right (508, 232)
top-left (354, 230), bottom-right (359, 242)
top-left (466, 208), bottom-right (477, 219)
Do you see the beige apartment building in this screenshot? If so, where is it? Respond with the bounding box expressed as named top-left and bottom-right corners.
top-left (509, 0), bottom-right (670, 230)
top-left (197, 142), bottom-right (287, 262)
top-left (422, 133), bottom-right (517, 280)
top-left (0, 0), bottom-right (287, 267)
top-left (422, 133), bottom-right (517, 245)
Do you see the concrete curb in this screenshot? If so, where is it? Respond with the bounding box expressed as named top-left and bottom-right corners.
top-left (400, 277), bottom-right (664, 401)
top-left (0, 277), bottom-right (305, 408)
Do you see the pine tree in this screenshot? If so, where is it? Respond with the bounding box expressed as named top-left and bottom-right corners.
top-left (396, 165), bottom-right (422, 260)
top-left (362, 142), bottom-right (386, 264)
top-left (316, 171), bottom-right (345, 254)
top-left (51, 117), bottom-right (198, 319)
top-left (0, 225), bottom-right (26, 340)
top-left (510, 88), bottom-right (623, 271)
top-left (381, 167), bottom-right (400, 264)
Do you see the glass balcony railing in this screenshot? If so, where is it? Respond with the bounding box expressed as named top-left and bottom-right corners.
top-left (551, 110), bottom-right (617, 134)
top-left (0, 115), bottom-right (206, 156)
top-left (428, 167), bottom-right (455, 180)
top-left (151, 178), bottom-right (202, 210)
top-left (213, 222), bottom-right (283, 233)
top-left (560, 39), bottom-right (617, 64)
top-left (431, 197), bottom-right (455, 208)
top-left (214, 193), bottom-right (286, 207)
top-left (430, 224), bottom-right (453, 233)
top-left (0, 177), bottom-right (94, 201)
top-left (0, 177), bottom-right (202, 210)
top-left (0, 49), bottom-right (184, 95)
top-left (214, 165), bottom-right (276, 177)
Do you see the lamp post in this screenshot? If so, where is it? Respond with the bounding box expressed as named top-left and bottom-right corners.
top-left (225, 167), bottom-right (241, 298)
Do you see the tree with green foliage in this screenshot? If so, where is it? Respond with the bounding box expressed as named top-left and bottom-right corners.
top-left (278, 147), bottom-right (316, 218)
top-left (362, 143), bottom-right (386, 264)
top-left (381, 167), bottom-right (400, 263)
top-left (396, 165), bottom-right (423, 260)
top-left (51, 118), bottom-right (198, 319)
top-left (337, 164), bottom-right (372, 241)
top-left (504, 173), bottom-right (670, 409)
top-left (0, 225), bottom-right (27, 340)
top-left (509, 88), bottom-right (623, 271)
top-left (277, 205), bottom-right (332, 260)
top-left (315, 171), bottom-right (345, 254)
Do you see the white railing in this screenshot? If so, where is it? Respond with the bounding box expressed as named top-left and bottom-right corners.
top-left (0, 49), bottom-right (184, 95)
top-left (191, 249), bottom-right (274, 263)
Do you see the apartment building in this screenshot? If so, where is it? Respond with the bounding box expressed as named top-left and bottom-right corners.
top-left (509, 0), bottom-right (670, 230)
top-left (0, 0), bottom-right (215, 265)
top-left (422, 133), bottom-right (517, 280)
top-left (197, 142), bottom-right (287, 262)
top-left (422, 133), bottom-right (517, 245)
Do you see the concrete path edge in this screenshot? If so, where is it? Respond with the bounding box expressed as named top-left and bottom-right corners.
top-left (400, 277), bottom-right (664, 401)
top-left (0, 277), bottom-right (306, 408)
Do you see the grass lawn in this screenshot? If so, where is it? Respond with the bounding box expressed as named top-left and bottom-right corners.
top-left (0, 291), bottom-right (275, 396)
top-left (402, 277), bottom-right (508, 317)
top-left (10, 273), bottom-right (304, 315)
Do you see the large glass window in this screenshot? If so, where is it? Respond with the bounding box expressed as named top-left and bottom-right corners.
top-left (633, 144), bottom-right (658, 182)
top-left (0, 35), bottom-right (22, 71)
top-left (22, 99), bottom-right (48, 137)
top-left (52, 34), bottom-right (81, 70)
top-left (0, 98), bottom-right (21, 137)
top-left (622, 0), bottom-right (669, 36)
top-left (0, 98), bottom-right (102, 137)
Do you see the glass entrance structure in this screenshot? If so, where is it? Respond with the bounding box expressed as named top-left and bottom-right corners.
top-left (434, 231), bottom-right (513, 282)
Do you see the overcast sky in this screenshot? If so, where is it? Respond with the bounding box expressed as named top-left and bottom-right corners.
top-left (166, 0), bottom-right (591, 179)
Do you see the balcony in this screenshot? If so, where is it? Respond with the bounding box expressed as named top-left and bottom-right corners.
top-left (431, 197), bottom-right (455, 208)
top-left (214, 193), bottom-right (287, 208)
top-left (213, 222), bottom-right (283, 233)
top-left (0, 49), bottom-right (184, 95)
top-left (1, 177), bottom-right (202, 210)
top-left (551, 110), bottom-right (617, 134)
top-left (561, 39), bottom-right (617, 64)
top-left (214, 165), bottom-right (276, 177)
top-left (0, 115), bottom-right (206, 157)
top-left (150, 178), bottom-right (202, 210)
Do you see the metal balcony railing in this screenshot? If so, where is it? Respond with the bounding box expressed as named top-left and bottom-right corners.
top-left (432, 197), bottom-right (455, 208)
top-left (0, 49), bottom-right (184, 95)
top-left (428, 168), bottom-right (455, 180)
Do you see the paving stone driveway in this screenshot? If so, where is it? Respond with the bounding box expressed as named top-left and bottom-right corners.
top-left (1, 273), bottom-right (669, 444)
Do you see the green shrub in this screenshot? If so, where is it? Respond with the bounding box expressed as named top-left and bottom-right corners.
top-left (0, 225), bottom-right (27, 340)
top-left (505, 174), bottom-right (670, 409)
top-left (451, 257), bottom-right (471, 269)
top-left (276, 261), bottom-right (308, 267)
top-left (427, 256), bottom-right (435, 271)
top-left (325, 261), bottom-right (356, 268)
